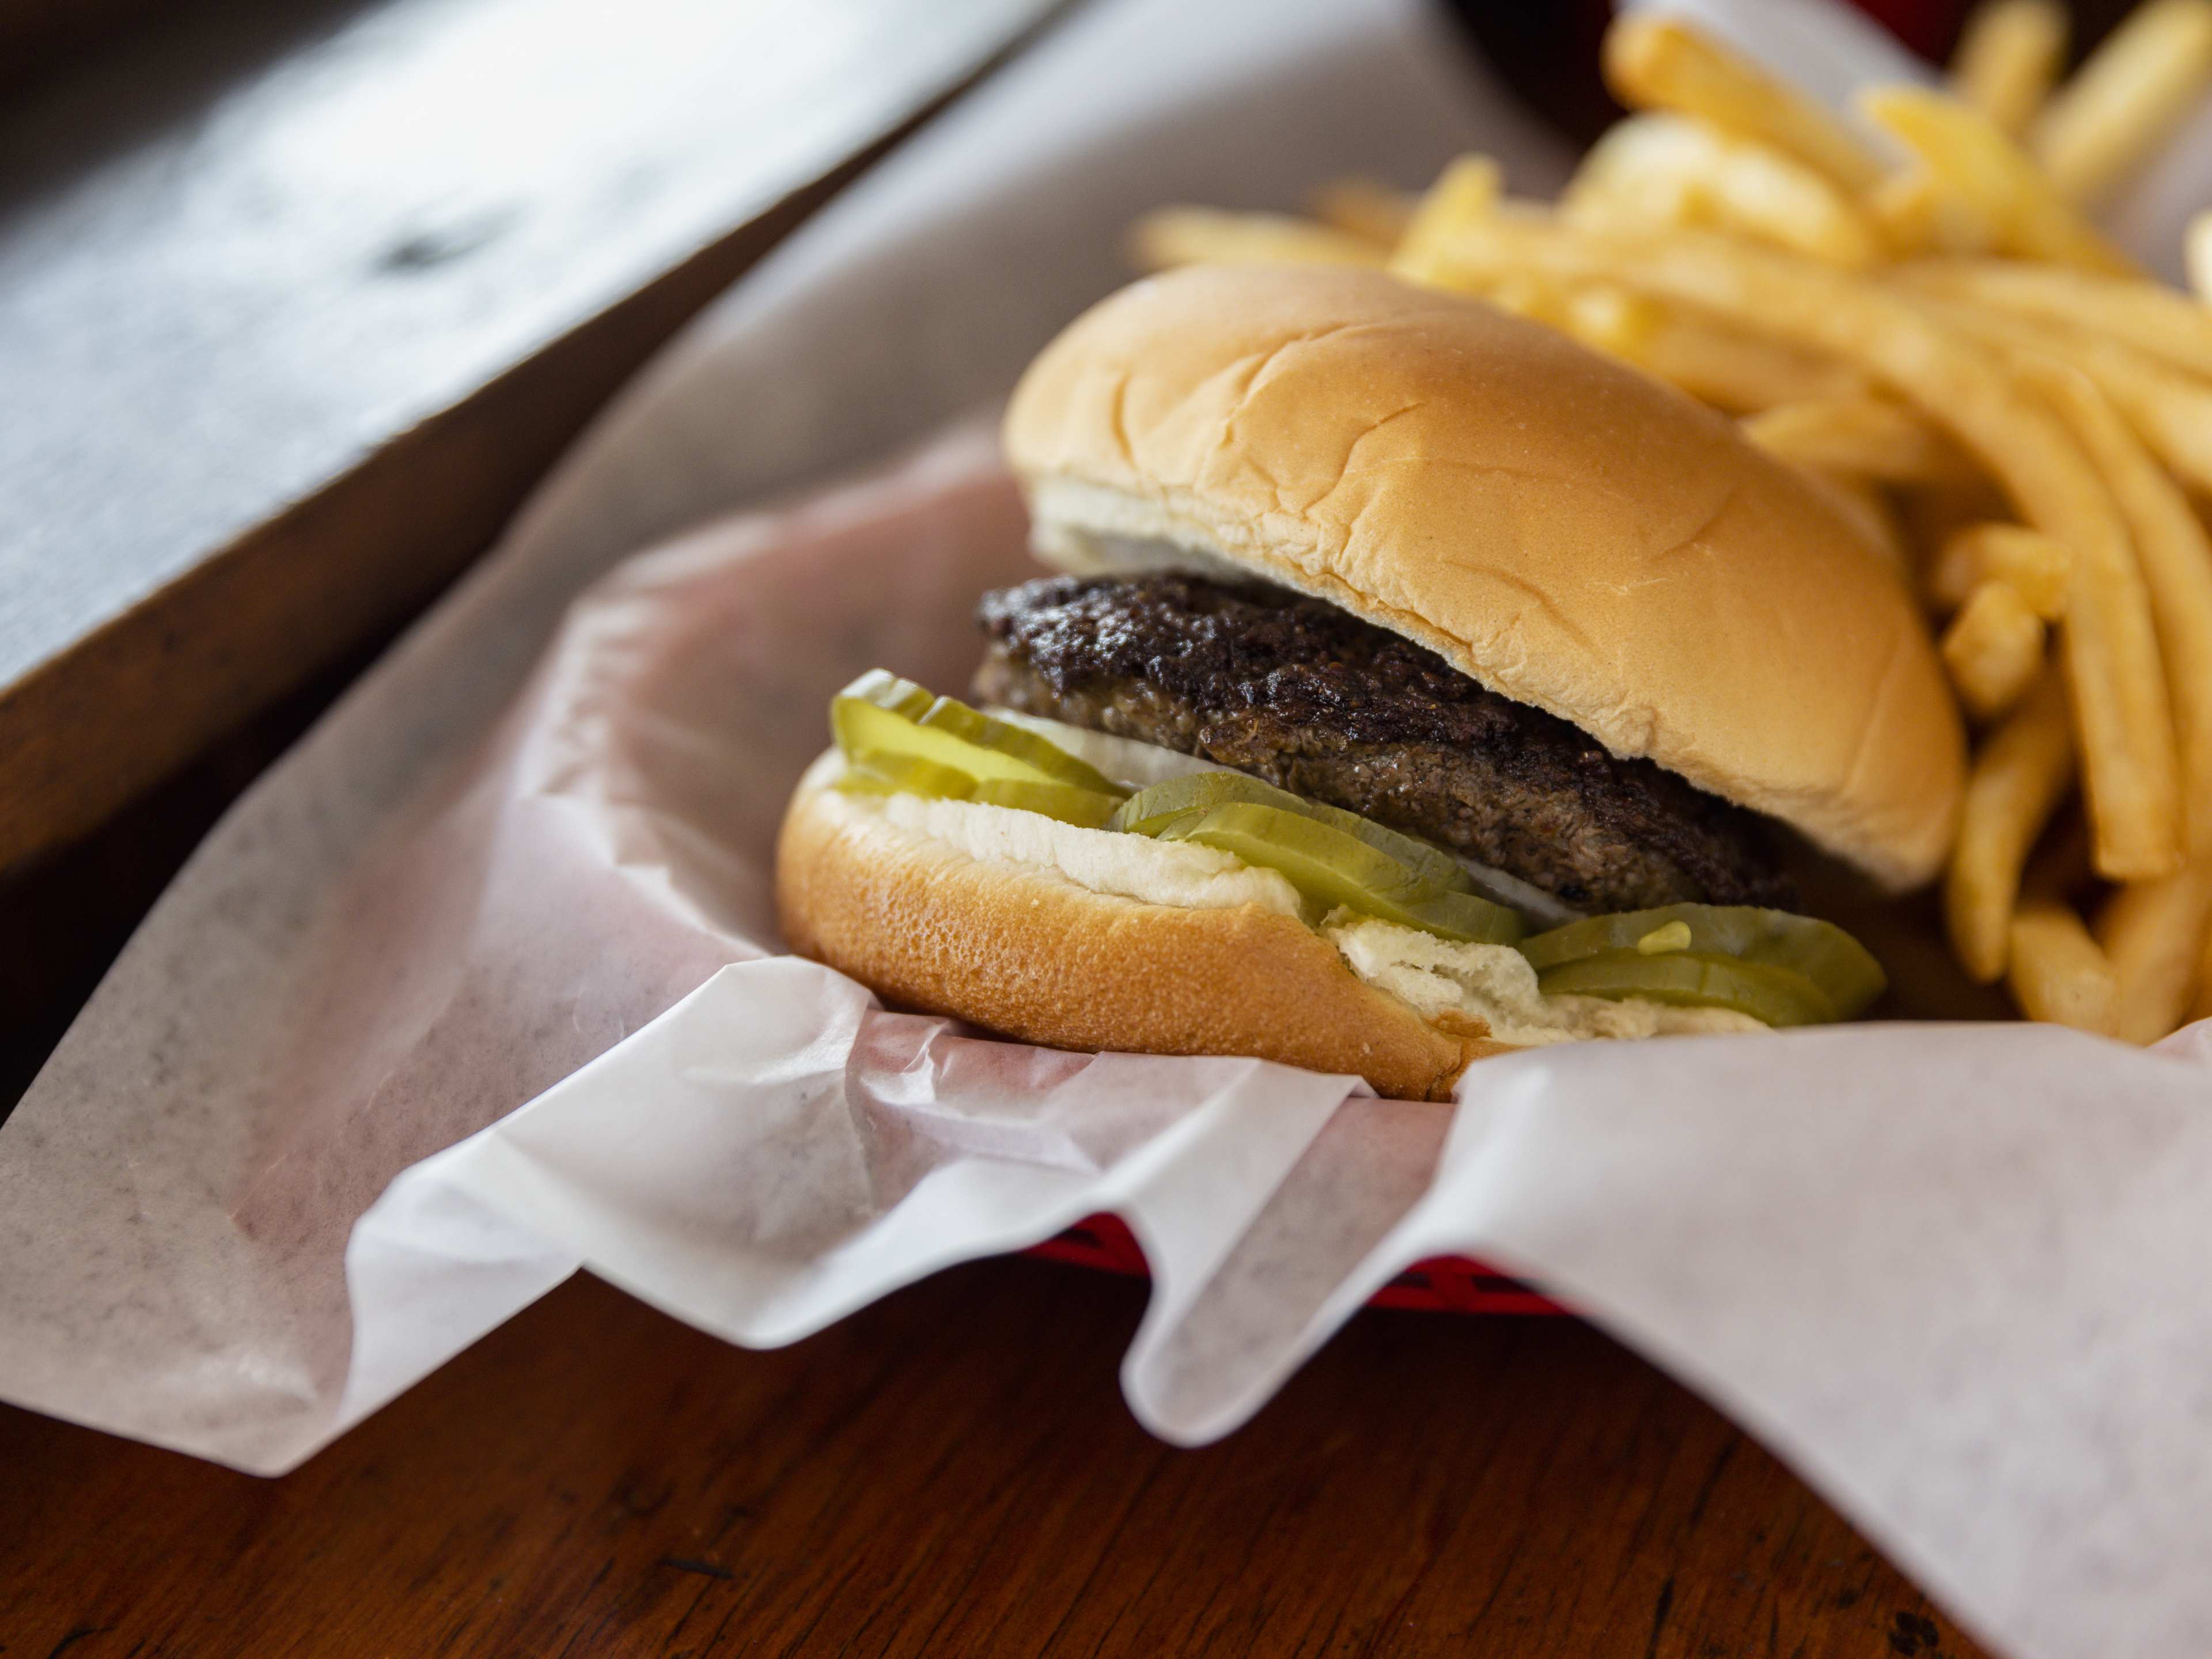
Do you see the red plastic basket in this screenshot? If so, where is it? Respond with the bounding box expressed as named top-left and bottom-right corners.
top-left (1027, 1213), bottom-right (1566, 1316)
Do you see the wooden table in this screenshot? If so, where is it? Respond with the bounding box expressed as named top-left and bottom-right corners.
top-left (1, 4), bottom-right (1997, 1654)
top-left (3, 1263), bottom-right (1988, 1657)
top-left (0, 0), bottom-right (1060, 877)
top-left (0, 0), bottom-right (1065, 1091)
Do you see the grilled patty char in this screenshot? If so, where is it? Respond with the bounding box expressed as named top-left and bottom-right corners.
top-left (974, 574), bottom-right (1796, 914)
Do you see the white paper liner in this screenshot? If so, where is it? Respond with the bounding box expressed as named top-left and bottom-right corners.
top-left (7, 3), bottom-right (2212, 1657)
top-left (0, 0), bottom-right (1533, 1473)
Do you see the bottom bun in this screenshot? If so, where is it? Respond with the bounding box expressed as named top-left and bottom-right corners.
top-left (775, 758), bottom-right (1514, 1102)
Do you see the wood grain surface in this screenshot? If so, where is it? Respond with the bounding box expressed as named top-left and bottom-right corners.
top-left (0, 0), bottom-right (1062, 875)
top-left (1, 1262), bottom-right (1991, 1657)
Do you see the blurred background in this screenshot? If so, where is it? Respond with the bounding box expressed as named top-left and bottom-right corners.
top-left (0, 0), bottom-right (2158, 1113)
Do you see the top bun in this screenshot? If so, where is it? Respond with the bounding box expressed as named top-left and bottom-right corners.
top-left (1002, 264), bottom-right (1963, 890)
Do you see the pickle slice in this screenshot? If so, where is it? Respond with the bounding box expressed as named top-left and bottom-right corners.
top-left (914, 698), bottom-right (1124, 793)
top-left (1162, 804), bottom-right (1523, 945)
top-left (1535, 950), bottom-right (1835, 1027)
top-left (1161, 804), bottom-right (1429, 917)
top-left (838, 668), bottom-right (936, 721)
top-left (1108, 771), bottom-right (1283, 836)
top-left (1109, 772), bottom-right (1476, 897)
top-left (967, 778), bottom-right (1123, 828)
top-left (830, 671), bottom-right (1124, 797)
top-left (836, 749), bottom-right (976, 800)
top-left (1387, 886), bottom-right (1530, 948)
top-left (1518, 904), bottom-right (1885, 1018)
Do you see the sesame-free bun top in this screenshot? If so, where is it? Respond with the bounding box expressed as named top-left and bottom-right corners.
top-left (1002, 264), bottom-right (1963, 890)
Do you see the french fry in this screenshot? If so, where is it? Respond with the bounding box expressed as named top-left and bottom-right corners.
top-left (2008, 899), bottom-right (2122, 1033)
top-left (1927, 522), bottom-right (2072, 619)
top-left (2021, 803), bottom-right (2097, 903)
top-left (1411, 266), bottom-right (1872, 419)
top-left (1902, 479), bottom-right (2016, 566)
top-left (2190, 209), bottom-right (2212, 304)
top-left (2030, 0), bottom-right (2212, 205)
top-left (2023, 359), bottom-right (2212, 854)
top-left (1127, 207), bottom-right (1387, 273)
top-left (1951, 0), bottom-right (2069, 135)
top-left (1559, 283), bottom-right (1665, 361)
top-left (1627, 312), bottom-right (1870, 410)
top-left (1942, 579), bottom-right (2047, 721)
top-left (1893, 259), bottom-right (2212, 380)
top-left (1741, 396), bottom-right (1976, 484)
top-left (1416, 262), bottom-right (1636, 356)
top-left (2096, 861), bottom-right (2212, 1042)
top-left (1865, 167), bottom-right (1998, 258)
top-left (1948, 670), bottom-right (2076, 980)
top-left (2190, 915), bottom-right (2212, 1026)
top-left (1483, 274), bottom-right (1565, 324)
top-left (1120, 9), bottom-right (2212, 1012)
top-left (1914, 294), bottom-right (2212, 503)
top-left (1389, 156), bottom-right (1503, 285)
top-left (1803, 473), bottom-right (1908, 570)
top-left (1307, 177), bottom-right (1416, 247)
top-left (1563, 115), bottom-right (1880, 266)
top-left (1444, 276), bottom-right (1666, 373)
top-left (2050, 338), bottom-right (2212, 501)
top-left (1427, 213), bottom-right (2183, 877)
top-left (1857, 87), bottom-right (2139, 275)
top-left (1408, 222), bottom-right (1869, 411)
top-left (1600, 14), bottom-right (1885, 191)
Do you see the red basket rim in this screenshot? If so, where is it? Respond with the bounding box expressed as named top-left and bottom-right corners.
top-left (1025, 1213), bottom-right (1566, 1317)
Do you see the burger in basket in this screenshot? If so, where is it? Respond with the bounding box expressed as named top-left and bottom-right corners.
top-left (776, 263), bottom-right (1964, 1100)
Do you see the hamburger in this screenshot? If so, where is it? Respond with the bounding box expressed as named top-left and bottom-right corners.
top-left (776, 263), bottom-right (1965, 1100)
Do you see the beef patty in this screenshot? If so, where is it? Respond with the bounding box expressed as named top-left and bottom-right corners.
top-left (974, 574), bottom-right (1796, 914)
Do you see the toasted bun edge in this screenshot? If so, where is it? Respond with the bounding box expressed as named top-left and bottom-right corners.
top-left (774, 767), bottom-right (1513, 1102)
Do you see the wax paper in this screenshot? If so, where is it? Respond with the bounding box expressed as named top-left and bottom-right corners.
top-left (7, 3), bottom-right (2212, 1657)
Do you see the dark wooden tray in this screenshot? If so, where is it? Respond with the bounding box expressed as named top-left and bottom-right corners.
top-left (0, 0), bottom-right (1063, 878)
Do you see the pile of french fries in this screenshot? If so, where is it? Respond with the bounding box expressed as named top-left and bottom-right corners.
top-left (1127, 0), bottom-right (2212, 1043)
